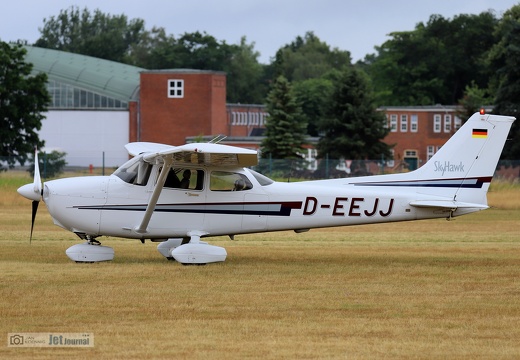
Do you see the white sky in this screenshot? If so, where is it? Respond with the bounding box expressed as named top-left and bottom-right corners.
top-left (1, 0), bottom-right (518, 64)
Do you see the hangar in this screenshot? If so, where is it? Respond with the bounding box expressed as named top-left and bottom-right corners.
top-left (24, 46), bottom-right (267, 168)
top-left (24, 45), bottom-right (138, 167)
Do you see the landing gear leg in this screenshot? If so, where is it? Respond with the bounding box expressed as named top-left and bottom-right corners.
top-left (86, 235), bottom-right (101, 245)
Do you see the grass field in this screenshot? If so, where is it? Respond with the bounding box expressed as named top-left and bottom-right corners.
top-left (0, 173), bottom-right (519, 359)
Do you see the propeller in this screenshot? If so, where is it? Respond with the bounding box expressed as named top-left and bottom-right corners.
top-left (17, 149), bottom-right (43, 243)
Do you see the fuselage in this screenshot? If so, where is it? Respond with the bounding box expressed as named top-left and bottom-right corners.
top-left (41, 160), bottom-right (472, 241)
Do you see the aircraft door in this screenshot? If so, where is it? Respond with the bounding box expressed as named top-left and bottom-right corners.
top-left (204, 170), bottom-right (257, 234)
top-left (154, 168), bottom-right (206, 235)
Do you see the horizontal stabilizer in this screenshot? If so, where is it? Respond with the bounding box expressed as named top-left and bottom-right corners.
top-left (409, 200), bottom-right (488, 210)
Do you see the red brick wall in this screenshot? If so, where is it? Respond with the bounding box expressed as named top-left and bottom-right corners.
top-left (139, 70), bottom-right (227, 146)
top-left (128, 101), bottom-right (138, 143)
top-left (384, 110), bottom-right (459, 168)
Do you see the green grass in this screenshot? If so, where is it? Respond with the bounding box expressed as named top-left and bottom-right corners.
top-left (1, 172), bottom-right (519, 359)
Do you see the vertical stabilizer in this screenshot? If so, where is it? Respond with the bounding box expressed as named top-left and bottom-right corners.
top-left (412, 112), bottom-right (514, 204)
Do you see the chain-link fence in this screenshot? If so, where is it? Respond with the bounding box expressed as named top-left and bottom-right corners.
top-left (2, 156), bottom-right (518, 181)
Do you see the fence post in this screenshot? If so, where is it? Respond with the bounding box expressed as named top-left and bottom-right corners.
top-left (326, 153), bottom-right (329, 179)
top-left (43, 152), bottom-right (47, 179)
top-left (269, 153), bottom-right (272, 177)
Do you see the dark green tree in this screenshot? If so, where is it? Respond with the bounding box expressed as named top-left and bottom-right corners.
top-left (225, 37), bottom-right (266, 104)
top-left (134, 31), bottom-right (266, 104)
top-left (261, 75), bottom-right (307, 160)
top-left (292, 76), bottom-right (335, 137)
top-left (366, 12), bottom-right (499, 106)
top-left (0, 42), bottom-right (48, 170)
top-left (272, 32), bottom-right (351, 82)
top-left (28, 150), bottom-right (67, 178)
top-left (317, 66), bottom-right (391, 161)
top-left (457, 81), bottom-right (493, 121)
top-left (35, 6), bottom-right (146, 63)
top-left (488, 5), bottom-right (520, 158)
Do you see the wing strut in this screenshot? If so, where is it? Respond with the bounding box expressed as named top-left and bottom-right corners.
top-left (134, 156), bottom-right (173, 234)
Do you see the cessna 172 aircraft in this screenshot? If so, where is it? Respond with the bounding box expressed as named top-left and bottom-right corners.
top-left (18, 112), bottom-right (514, 264)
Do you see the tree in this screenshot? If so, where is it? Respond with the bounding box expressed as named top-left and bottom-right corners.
top-left (457, 81), bottom-right (493, 121)
top-left (272, 32), bottom-right (351, 82)
top-left (317, 66), bottom-right (390, 161)
top-left (28, 150), bottom-right (67, 178)
top-left (488, 5), bottom-right (520, 159)
top-left (225, 37), bottom-right (266, 104)
top-left (35, 6), bottom-right (146, 63)
top-left (292, 76), bottom-right (335, 137)
top-left (0, 42), bottom-right (49, 170)
top-left (261, 75), bottom-right (307, 160)
top-left (366, 12), bottom-right (499, 106)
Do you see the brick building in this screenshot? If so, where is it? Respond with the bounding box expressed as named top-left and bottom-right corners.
top-left (381, 106), bottom-right (462, 170)
top-left (24, 45), bottom-right (492, 171)
top-left (133, 70), bottom-right (228, 146)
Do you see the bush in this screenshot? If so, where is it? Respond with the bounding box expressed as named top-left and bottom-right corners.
top-left (28, 150), bottom-right (67, 178)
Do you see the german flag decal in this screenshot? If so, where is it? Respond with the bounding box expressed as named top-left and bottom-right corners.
top-left (472, 128), bottom-right (488, 138)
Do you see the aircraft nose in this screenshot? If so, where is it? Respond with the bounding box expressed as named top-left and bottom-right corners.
top-left (17, 183), bottom-right (42, 202)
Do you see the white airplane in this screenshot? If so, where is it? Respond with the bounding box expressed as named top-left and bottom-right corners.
top-left (18, 112), bottom-right (514, 264)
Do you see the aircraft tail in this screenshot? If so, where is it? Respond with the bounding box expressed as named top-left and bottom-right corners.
top-left (411, 112), bottom-right (514, 205)
top-left (351, 112), bottom-right (515, 209)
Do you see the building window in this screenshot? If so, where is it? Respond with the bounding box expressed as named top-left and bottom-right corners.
top-left (433, 114), bottom-right (441, 133)
top-left (444, 114), bottom-right (452, 133)
top-left (168, 79), bottom-right (184, 98)
top-left (404, 150), bottom-right (417, 157)
top-left (400, 114), bottom-right (408, 132)
top-left (454, 116), bottom-right (462, 130)
top-left (390, 114), bottom-right (398, 132)
top-left (387, 149), bottom-right (395, 168)
top-left (427, 145), bottom-right (435, 161)
top-left (410, 114), bottom-right (418, 132)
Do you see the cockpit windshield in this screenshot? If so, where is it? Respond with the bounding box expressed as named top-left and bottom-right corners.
top-left (113, 157), bottom-right (152, 186)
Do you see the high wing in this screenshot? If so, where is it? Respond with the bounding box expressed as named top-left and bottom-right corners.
top-left (126, 142), bottom-right (258, 167)
top-left (125, 142), bottom-right (174, 157)
top-left (127, 142), bottom-right (258, 234)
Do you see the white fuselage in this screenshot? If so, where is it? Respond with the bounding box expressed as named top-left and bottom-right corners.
top-left (42, 165), bottom-right (472, 241)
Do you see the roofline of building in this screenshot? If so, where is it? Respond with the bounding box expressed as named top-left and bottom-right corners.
top-left (23, 45), bottom-right (143, 102)
top-left (378, 105), bottom-right (494, 112)
top-left (141, 69), bottom-right (226, 76)
top-left (185, 135), bottom-right (320, 145)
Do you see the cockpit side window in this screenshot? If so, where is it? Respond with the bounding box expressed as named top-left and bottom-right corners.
top-left (163, 168), bottom-right (204, 190)
top-left (210, 171), bottom-right (253, 191)
top-left (114, 157), bottom-right (152, 186)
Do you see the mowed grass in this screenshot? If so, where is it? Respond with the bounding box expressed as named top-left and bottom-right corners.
top-left (0, 173), bottom-right (519, 359)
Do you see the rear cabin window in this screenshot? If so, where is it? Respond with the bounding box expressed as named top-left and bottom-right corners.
top-left (210, 171), bottom-right (253, 191)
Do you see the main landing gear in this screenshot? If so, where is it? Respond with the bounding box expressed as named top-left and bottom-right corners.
top-left (65, 235), bottom-right (115, 263)
top-left (156, 232), bottom-right (227, 265)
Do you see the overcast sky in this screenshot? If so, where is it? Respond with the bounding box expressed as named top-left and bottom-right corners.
top-left (1, 0), bottom-right (518, 64)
